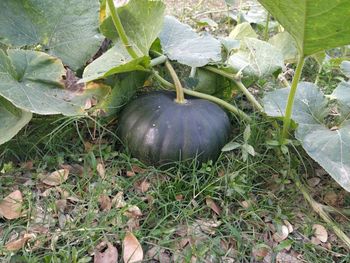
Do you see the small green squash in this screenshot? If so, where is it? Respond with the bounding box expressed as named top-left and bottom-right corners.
top-left (117, 91), bottom-right (231, 166)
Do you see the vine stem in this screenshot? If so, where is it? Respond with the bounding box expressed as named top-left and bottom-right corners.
top-left (293, 175), bottom-right (350, 250)
top-left (281, 56), bottom-right (305, 140)
top-left (205, 66), bottom-right (263, 111)
top-left (152, 71), bottom-right (251, 122)
top-left (106, 0), bottom-right (138, 59)
top-left (164, 60), bottom-right (186, 103)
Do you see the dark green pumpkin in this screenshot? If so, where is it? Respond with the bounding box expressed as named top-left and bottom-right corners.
top-left (117, 91), bottom-right (231, 166)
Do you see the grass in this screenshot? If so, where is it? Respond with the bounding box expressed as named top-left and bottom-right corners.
top-left (1, 113), bottom-right (349, 262)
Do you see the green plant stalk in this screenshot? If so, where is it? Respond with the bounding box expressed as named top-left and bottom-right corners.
top-left (293, 175), bottom-right (350, 250)
top-left (153, 71), bottom-right (251, 122)
top-left (106, 0), bottom-right (138, 59)
top-left (150, 55), bottom-right (168, 67)
top-left (281, 56), bottom-right (305, 139)
top-left (164, 60), bottom-right (186, 103)
top-left (263, 13), bottom-right (271, 41)
top-left (205, 66), bottom-right (263, 111)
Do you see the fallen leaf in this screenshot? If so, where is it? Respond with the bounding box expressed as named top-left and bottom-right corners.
top-left (272, 225), bottom-right (289, 243)
top-left (99, 195), bottom-right (112, 212)
top-left (40, 169), bottom-right (69, 186)
top-left (283, 220), bottom-right (294, 233)
top-left (0, 190), bottom-right (23, 220)
top-left (307, 177), bottom-right (321, 187)
top-left (310, 236), bottom-right (321, 245)
top-left (205, 197), bottom-right (221, 215)
top-left (21, 161), bottom-right (33, 170)
top-left (131, 165), bottom-right (147, 174)
top-left (146, 246), bottom-right (171, 263)
top-left (94, 241), bottom-right (119, 263)
top-left (134, 180), bottom-right (151, 193)
top-left (124, 206), bottom-right (142, 218)
top-left (97, 163), bottom-right (106, 179)
top-left (276, 251), bottom-right (301, 263)
top-left (252, 245), bottom-right (270, 260)
top-left (5, 233), bottom-right (35, 251)
top-left (123, 232), bottom-right (143, 263)
top-left (126, 171), bottom-right (136, 177)
top-left (312, 224), bottom-right (328, 243)
top-left (175, 195), bottom-right (183, 201)
top-left (112, 192), bottom-right (126, 208)
top-left (55, 199), bottom-right (67, 213)
top-left (324, 192), bottom-right (337, 206)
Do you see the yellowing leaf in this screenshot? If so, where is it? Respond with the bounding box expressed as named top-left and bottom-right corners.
top-left (97, 163), bottom-right (106, 179)
top-left (40, 169), bottom-right (69, 186)
top-left (0, 190), bottom-right (23, 220)
top-left (123, 232), bottom-right (143, 263)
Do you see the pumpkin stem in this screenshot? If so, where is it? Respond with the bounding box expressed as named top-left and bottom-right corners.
top-left (165, 60), bottom-right (186, 103)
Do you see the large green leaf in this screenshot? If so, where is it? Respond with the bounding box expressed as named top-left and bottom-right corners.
top-left (81, 42), bottom-right (150, 82)
top-left (100, 0), bottom-right (165, 55)
top-left (0, 0), bottom-right (102, 70)
top-left (269, 31), bottom-right (298, 63)
top-left (159, 16), bottom-right (222, 67)
top-left (263, 82), bottom-right (350, 191)
top-left (0, 97), bottom-right (32, 145)
top-left (100, 72), bottom-right (149, 116)
top-left (227, 37), bottom-right (284, 78)
top-left (0, 49), bottom-right (106, 116)
top-left (257, 0), bottom-right (350, 56)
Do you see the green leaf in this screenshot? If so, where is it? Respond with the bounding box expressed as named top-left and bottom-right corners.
top-left (81, 42), bottom-right (150, 82)
top-left (0, 0), bottom-right (102, 70)
top-left (228, 37), bottom-right (284, 78)
top-left (100, 72), bottom-right (149, 116)
top-left (340, 61), bottom-right (350, 78)
top-left (159, 16), bottom-right (222, 67)
top-left (263, 82), bottom-right (350, 191)
top-left (222, 142), bottom-right (241, 152)
top-left (229, 22), bottom-right (258, 41)
top-left (257, 0), bottom-right (350, 56)
top-left (100, 0), bottom-right (165, 55)
top-left (0, 49), bottom-right (105, 116)
top-left (243, 125), bottom-right (251, 142)
top-left (269, 31), bottom-right (298, 63)
top-left (0, 97), bottom-right (32, 145)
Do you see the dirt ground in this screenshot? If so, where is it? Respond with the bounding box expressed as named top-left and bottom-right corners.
top-left (164, 0), bottom-right (226, 16)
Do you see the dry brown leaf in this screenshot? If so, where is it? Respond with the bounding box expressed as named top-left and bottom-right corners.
top-left (310, 236), bottom-right (321, 245)
top-left (205, 197), bottom-right (221, 215)
top-left (97, 163), bottom-right (106, 179)
top-left (0, 190), bottom-right (23, 220)
top-left (112, 192), bottom-right (126, 208)
top-left (175, 195), bottom-right (183, 201)
top-left (40, 169), bottom-right (69, 186)
top-left (324, 192), bottom-right (337, 206)
top-left (276, 251), bottom-right (302, 263)
top-left (307, 177), bottom-right (321, 187)
top-left (312, 224), bottom-right (328, 243)
top-left (94, 241), bottom-right (119, 263)
top-left (123, 232), bottom-right (143, 263)
top-left (131, 165), bottom-right (147, 174)
top-left (5, 233), bottom-right (35, 251)
top-left (283, 220), bottom-right (294, 233)
top-left (272, 225), bottom-right (289, 243)
top-left (146, 246), bottom-right (171, 263)
top-left (252, 245), bottom-right (270, 260)
top-left (21, 161), bottom-right (33, 170)
top-left (134, 180), bottom-right (151, 193)
top-left (99, 195), bottom-right (112, 212)
top-left (124, 206), bottom-right (142, 218)
top-left (126, 171), bottom-right (136, 177)
top-left (55, 199), bottom-right (67, 213)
